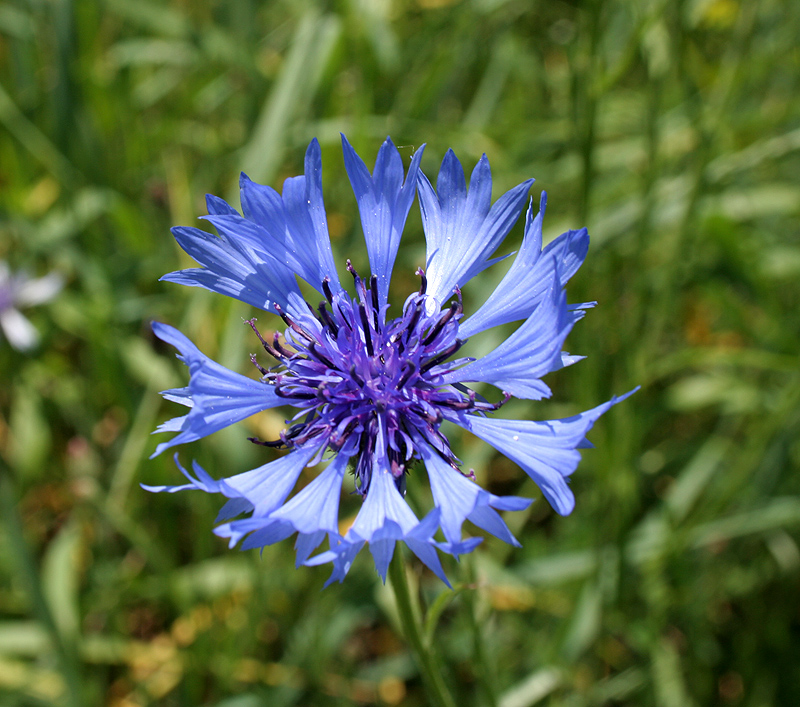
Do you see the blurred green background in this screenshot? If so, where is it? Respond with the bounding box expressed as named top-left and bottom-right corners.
top-left (1, 0), bottom-right (799, 705)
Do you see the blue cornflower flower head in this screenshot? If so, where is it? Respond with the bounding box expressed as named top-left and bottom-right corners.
top-left (147, 136), bottom-right (636, 586)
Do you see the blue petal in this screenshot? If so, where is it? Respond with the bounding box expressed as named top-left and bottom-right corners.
top-left (159, 387), bottom-right (193, 407)
top-left (215, 497), bottom-right (254, 523)
top-left (461, 193), bottom-right (590, 337)
top-left (418, 440), bottom-right (531, 547)
top-left (280, 138), bottom-right (342, 293)
top-left (151, 322), bottom-right (284, 456)
top-left (213, 515), bottom-right (294, 550)
top-left (305, 536), bottom-right (365, 587)
top-left (238, 141), bottom-right (341, 295)
top-left (205, 194), bottom-right (239, 216)
top-left (142, 458), bottom-right (245, 515)
top-left (141, 455), bottom-right (229, 494)
top-left (342, 453), bottom-right (450, 584)
top-left (238, 176), bottom-right (285, 238)
top-left (201, 213), bottom-right (285, 260)
top-left (240, 520), bottom-right (295, 551)
top-left (418, 150), bottom-right (533, 303)
top-left (294, 531), bottom-right (327, 567)
top-left (341, 135), bottom-right (425, 308)
top-left (348, 465), bottom-right (417, 543)
top-left (403, 508), bottom-right (452, 587)
top-left (446, 389), bottom-right (639, 516)
top-left (443, 276), bottom-right (574, 399)
top-left (433, 536), bottom-right (483, 559)
top-left (268, 453), bottom-right (351, 535)
top-left (222, 446), bottom-right (320, 516)
top-left (162, 225), bottom-right (308, 320)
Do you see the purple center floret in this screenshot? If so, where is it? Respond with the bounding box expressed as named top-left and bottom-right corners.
top-left (247, 262), bottom-right (508, 497)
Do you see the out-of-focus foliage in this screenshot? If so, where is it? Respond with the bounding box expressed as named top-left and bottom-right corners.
top-left (1, 0), bottom-right (798, 705)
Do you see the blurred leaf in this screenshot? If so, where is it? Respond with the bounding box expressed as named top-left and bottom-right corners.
top-left (0, 621), bottom-right (49, 657)
top-left (588, 668), bottom-right (647, 703)
top-left (236, 10), bottom-right (342, 190)
top-left (690, 498), bottom-right (800, 549)
top-left (560, 579), bottom-right (602, 660)
top-left (514, 550), bottom-right (597, 586)
top-left (105, 0), bottom-right (191, 38)
top-left (664, 436), bottom-right (730, 522)
top-left (171, 557), bottom-right (255, 601)
top-left (0, 81), bottom-right (79, 184)
top-left (120, 336), bottom-right (181, 391)
top-left (0, 4), bottom-right (34, 39)
top-left (348, 0), bottom-right (399, 73)
top-left (34, 188), bottom-right (117, 248)
top-left (651, 638), bottom-right (695, 707)
top-left (707, 127), bottom-right (800, 182)
top-left (214, 696), bottom-right (266, 707)
top-left (109, 39), bottom-right (199, 68)
top-left (41, 520), bottom-right (82, 643)
top-left (8, 385), bottom-right (51, 480)
top-left (498, 667), bottom-right (562, 707)
top-left (706, 184), bottom-right (800, 221)
top-left (666, 373), bottom-right (760, 413)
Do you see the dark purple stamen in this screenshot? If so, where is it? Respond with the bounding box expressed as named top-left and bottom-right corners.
top-left (318, 303), bottom-right (338, 335)
top-left (416, 268), bottom-right (427, 295)
top-left (322, 276), bottom-right (334, 304)
top-left (250, 353), bottom-right (270, 376)
top-left (248, 436), bottom-right (287, 448)
top-left (247, 265), bottom-right (504, 496)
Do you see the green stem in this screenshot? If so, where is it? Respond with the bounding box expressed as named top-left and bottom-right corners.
top-left (388, 551), bottom-right (456, 707)
top-left (465, 559), bottom-right (498, 707)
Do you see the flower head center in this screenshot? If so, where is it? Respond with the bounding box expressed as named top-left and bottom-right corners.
top-left (247, 265), bottom-right (507, 494)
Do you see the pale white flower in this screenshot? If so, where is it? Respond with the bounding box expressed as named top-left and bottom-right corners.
top-left (0, 261), bottom-right (63, 351)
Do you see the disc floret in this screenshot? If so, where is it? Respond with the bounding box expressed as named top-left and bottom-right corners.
top-left (247, 265), bottom-right (506, 496)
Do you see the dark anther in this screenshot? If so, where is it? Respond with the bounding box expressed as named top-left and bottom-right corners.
top-left (347, 260), bottom-right (369, 308)
top-left (349, 365), bottom-right (365, 387)
top-left (422, 301), bottom-right (459, 346)
top-left (416, 267), bottom-right (427, 295)
top-left (370, 275), bottom-right (380, 328)
top-left (248, 436), bottom-right (286, 448)
top-left (275, 387), bottom-right (317, 400)
top-left (249, 353), bottom-right (270, 376)
top-left (420, 338), bottom-right (465, 373)
top-left (308, 341), bottom-right (336, 369)
top-left (272, 332), bottom-right (295, 359)
top-left (247, 318), bottom-right (284, 361)
top-left (317, 302), bottom-right (339, 335)
top-left (274, 304), bottom-right (315, 343)
top-left (358, 305), bottom-right (374, 356)
top-left (405, 299), bottom-right (423, 341)
top-left (322, 276), bottom-right (334, 304)
top-left (396, 361), bottom-right (417, 389)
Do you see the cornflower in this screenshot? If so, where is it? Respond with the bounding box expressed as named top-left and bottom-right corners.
top-left (147, 136), bottom-right (634, 585)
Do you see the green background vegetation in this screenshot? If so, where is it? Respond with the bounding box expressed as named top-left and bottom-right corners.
top-left (1, 0), bottom-right (799, 705)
